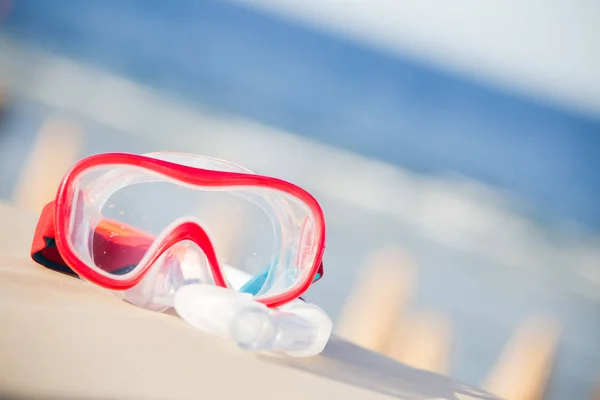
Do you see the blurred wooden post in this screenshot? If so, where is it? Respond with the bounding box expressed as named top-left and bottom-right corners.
top-left (594, 379), bottom-right (600, 400)
top-left (0, 85), bottom-right (5, 120)
top-left (387, 311), bottom-right (452, 374)
top-left (483, 316), bottom-right (561, 400)
top-left (12, 117), bottom-right (83, 212)
top-left (336, 246), bottom-right (416, 353)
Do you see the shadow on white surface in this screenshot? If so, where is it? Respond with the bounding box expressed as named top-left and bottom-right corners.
top-left (261, 336), bottom-right (502, 400)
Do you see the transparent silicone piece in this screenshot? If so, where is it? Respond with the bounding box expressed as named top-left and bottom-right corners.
top-left (120, 240), bottom-right (261, 311)
top-left (64, 153), bottom-right (322, 299)
top-left (230, 302), bottom-right (332, 357)
top-left (173, 284), bottom-right (261, 337)
top-left (233, 308), bottom-right (315, 351)
top-left (119, 240), bottom-right (215, 311)
top-left (173, 284), bottom-right (333, 357)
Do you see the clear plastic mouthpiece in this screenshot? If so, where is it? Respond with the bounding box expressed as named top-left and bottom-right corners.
top-left (173, 284), bottom-right (332, 357)
top-left (231, 307), bottom-right (318, 352)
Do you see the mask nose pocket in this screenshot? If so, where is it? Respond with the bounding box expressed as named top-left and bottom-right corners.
top-left (121, 240), bottom-right (214, 311)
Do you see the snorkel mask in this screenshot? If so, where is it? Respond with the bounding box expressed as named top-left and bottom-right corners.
top-left (30, 152), bottom-right (326, 311)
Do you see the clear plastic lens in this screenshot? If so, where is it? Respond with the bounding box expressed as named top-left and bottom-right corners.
top-left (65, 153), bottom-right (320, 299)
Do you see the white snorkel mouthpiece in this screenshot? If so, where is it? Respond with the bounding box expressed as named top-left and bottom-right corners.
top-left (173, 283), bottom-right (332, 357)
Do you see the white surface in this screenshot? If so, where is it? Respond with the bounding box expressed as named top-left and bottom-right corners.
top-left (231, 0), bottom-right (600, 119)
top-left (0, 201), bottom-right (499, 400)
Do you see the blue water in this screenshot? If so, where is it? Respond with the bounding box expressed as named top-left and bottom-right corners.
top-left (2, 0), bottom-right (600, 231)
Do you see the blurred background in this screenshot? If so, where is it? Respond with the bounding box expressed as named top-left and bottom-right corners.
top-left (1, 1), bottom-right (599, 399)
